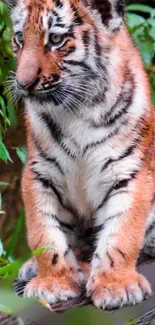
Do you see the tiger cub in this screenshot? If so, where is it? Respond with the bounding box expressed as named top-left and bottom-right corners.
top-left (7, 0), bottom-right (155, 310)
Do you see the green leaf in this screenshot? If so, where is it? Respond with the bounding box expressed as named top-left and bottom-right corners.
top-left (7, 103), bottom-right (18, 128)
top-left (0, 141), bottom-right (12, 163)
top-left (0, 304), bottom-right (12, 315)
top-left (0, 260), bottom-right (21, 277)
top-left (127, 4), bottom-right (153, 14)
top-left (31, 245), bottom-right (55, 257)
top-left (0, 2), bottom-right (4, 15)
top-left (16, 147), bottom-right (27, 164)
top-left (0, 239), bottom-right (4, 257)
top-left (147, 18), bottom-right (155, 27)
top-left (0, 194), bottom-right (5, 214)
top-left (127, 13), bottom-right (146, 29)
top-left (151, 9), bottom-right (155, 19)
top-left (147, 18), bottom-right (155, 41)
top-left (152, 89), bottom-right (155, 106)
top-left (136, 41), bottom-right (154, 65)
top-left (0, 182), bottom-right (9, 186)
top-left (6, 210), bottom-right (25, 257)
top-left (0, 95), bottom-right (6, 118)
top-left (0, 124), bottom-right (2, 141)
top-left (125, 319), bottom-right (139, 325)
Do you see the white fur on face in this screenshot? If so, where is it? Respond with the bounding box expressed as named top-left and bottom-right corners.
top-left (11, 1), bottom-right (27, 32)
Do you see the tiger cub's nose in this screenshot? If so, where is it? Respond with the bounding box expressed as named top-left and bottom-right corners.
top-left (16, 68), bottom-right (41, 90)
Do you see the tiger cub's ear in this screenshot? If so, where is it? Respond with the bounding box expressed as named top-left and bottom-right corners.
top-left (87, 0), bottom-right (125, 31)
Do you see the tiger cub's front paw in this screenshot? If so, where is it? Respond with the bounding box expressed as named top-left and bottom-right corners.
top-left (19, 257), bottom-right (38, 282)
top-left (24, 267), bottom-right (86, 305)
top-left (87, 270), bottom-right (152, 310)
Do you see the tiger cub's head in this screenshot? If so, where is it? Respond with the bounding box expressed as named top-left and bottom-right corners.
top-left (6, 0), bottom-right (125, 109)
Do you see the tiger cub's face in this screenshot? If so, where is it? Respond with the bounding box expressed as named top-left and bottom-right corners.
top-left (10, 0), bottom-right (125, 109)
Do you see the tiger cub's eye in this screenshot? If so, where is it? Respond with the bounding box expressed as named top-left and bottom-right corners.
top-left (49, 33), bottom-right (64, 45)
top-left (15, 31), bottom-right (24, 44)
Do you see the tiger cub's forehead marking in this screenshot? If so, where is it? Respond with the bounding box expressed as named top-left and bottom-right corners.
top-left (42, 9), bottom-right (70, 35)
top-left (11, 0), bottom-right (74, 35)
top-left (42, 0), bottom-right (75, 31)
top-left (11, 2), bottom-right (27, 32)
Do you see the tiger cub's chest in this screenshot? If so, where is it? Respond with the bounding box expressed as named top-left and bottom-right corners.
top-left (61, 157), bottom-right (111, 218)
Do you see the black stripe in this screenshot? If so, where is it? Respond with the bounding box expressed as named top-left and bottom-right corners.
top-left (66, 47), bottom-right (76, 55)
top-left (91, 0), bottom-right (112, 25)
top-left (55, 0), bottom-right (63, 8)
top-left (63, 59), bottom-right (97, 78)
top-left (63, 46), bottom-right (76, 56)
top-left (82, 126), bottom-right (120, 156)
top-left (64, 247), bottom-right (71, 256)
top-left (60, 143), bottom-right (76, 159)
top-left (14, 20), bottom-right (20, 25)
top-left (13, 279), bottom-right (26, 297)
top-left (97, 172), bottom-right (137, 211)
top-left (41, 113), bottom-right (62, 143)
top-left (82, 30), bottom-right (90, 58)
top-left (103, 94), bottom-right (125, 124)
top-left (34, 172), bottom-right (63, 206)
top-left (71, 4), bottom-right (83, 25)
top-left (78, 225), bottom-right (103, 241)
top-left (113, 178), bottom-right (131, 191)
top-left (51, 253), bottom-right (59, 265)
top-left (32, 133), bottom-right (64, 175)
top-left (59, 220), bottom-right (74, 232)
top-left (103, 69), bottom-right (135, 127)
top-left (40, 154), bottom-right (64, 175)
top-left (94, 253), bottom-right (101, 260)
top-left (145, 221), bottom-right (155, 237)
top-left (64, 59), bottom-right (90, 71)
top-left (120, 145), bottom-right (136, 160)
top-left (91, 89), bottom-right (106, 106)
top-left (13, 36), bottom-right (20, 48)
top-left (104, 97), bottom-right (133, 126)
top-left (115, 248), bottom-right (126, 260)
top-left (94, 29), bottom-right (103, 68)
top-left (116, 0), bottom-right (125, 16)
top-left (48, 16), bottom-right (53, 29)
top-left (51, 214), bottom-right (74, 232)
top-left (30, 160), bottom-right (37, 166)
top-left (54, 23), bottom-right (65, 28)
top-left (90, 95), bottom-right (122, 128)
top-left (61, 66), bottom-right (72, 74)
top-left (107, 252), bottom-right (114, 267)
top-left (83, 117), bottom-right (130, 156)
top-left (40, 113), bottom-right (77, 160)
top-left (101, 145), bottom-right (136, 172)
top-left (53, 11), bottom-right (61, 21)
top-left (46, 213), bottom-right (74, 232)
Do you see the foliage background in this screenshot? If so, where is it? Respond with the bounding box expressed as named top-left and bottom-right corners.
top-left (0, 0), bottom-right (155, 324)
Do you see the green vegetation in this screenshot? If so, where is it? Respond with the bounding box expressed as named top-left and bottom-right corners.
top-left (127, 4), bottom-right (155, 103)
top-left (0, 1), bottom-right (155, 324)
top-left (125, 318), bottom-right (140, 325)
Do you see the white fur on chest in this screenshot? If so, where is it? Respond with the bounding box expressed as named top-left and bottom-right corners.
top-left (26, 90), bottom-right (144, 219)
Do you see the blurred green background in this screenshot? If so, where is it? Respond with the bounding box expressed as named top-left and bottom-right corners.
top-left (0, 0), bottom-right (155, 324)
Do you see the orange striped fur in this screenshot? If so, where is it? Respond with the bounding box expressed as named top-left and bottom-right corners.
top-left (7, 0), bottom-right (155, 310)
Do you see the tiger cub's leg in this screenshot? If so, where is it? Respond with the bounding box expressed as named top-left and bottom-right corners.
top-left (22, 165), bottom-right (86, 305)
top-left (87, 169), bottom-right (153, 310)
